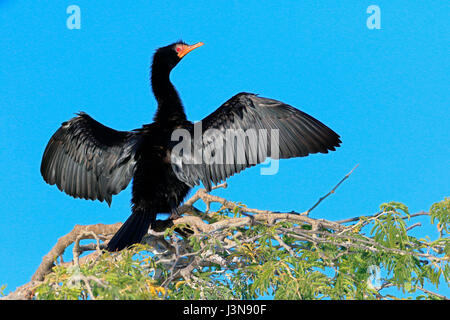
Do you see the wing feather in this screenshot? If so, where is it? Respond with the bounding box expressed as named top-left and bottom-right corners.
top-left (171, 93), bottom-right (341, 190)
top-left (40, 112), bottom-right (140, 205)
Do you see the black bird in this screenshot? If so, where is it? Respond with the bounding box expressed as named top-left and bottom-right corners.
top-left (40, 41), bottom-right (341, 251)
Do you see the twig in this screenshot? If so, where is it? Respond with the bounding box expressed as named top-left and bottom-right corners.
top-left (305, 164), bottom-right (359, 216)
top-left (273, 234), bottom-right (296, 256)
top-left (415, 285), bottom-right (448, 300)
top-left (73, 231), bottom-right (103, 266)
top-left (335, 211), bottom-right (383, 224)
top-left (336, 210), bottom-right (429, 224)
top-left (67, 274), bottom-right (107, 300)
top-left (406, 223), bottom-right (422, 231)
top-left (162, 237), bottom-right (184, 293)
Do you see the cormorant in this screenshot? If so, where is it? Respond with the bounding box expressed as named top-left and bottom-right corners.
top-left (40, 41), bottom-right (341, 251)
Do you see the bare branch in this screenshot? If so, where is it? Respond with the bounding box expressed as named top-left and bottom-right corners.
top-left (305, 164), bottom-right (359, 216)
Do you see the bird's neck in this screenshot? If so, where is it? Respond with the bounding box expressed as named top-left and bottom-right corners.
top-left (151, 67), bottom-right (187, 123)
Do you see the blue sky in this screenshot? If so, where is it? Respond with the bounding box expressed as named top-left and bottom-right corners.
top-left (0, 1), bottom-right (448, 296)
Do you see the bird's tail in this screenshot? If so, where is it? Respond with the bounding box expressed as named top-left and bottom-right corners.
top-left (106, 211), bottom-right (155, 251)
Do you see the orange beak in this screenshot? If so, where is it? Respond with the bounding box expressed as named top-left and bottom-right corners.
top-left (177, 42), bottom-right (204, 58)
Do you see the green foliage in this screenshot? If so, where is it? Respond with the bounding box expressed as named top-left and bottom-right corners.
top-left (430, 197), bottom-right (449, 234)
top-left (33, 199), bottom-right (449, 300)
top-left (0, 284), bottom-right (6, 297)
top-left (35, 245), bottom-right (166, 300)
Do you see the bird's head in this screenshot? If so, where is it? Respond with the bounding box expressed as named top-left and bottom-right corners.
top-left (152, 40), bottom-right (204, 72)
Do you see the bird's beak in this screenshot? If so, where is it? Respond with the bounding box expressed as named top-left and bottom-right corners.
top-left (177, 42), bottom-right (204, 58)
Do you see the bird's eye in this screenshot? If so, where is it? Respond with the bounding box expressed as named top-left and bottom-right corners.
top-left (176, 46), bottom-right (182, 52)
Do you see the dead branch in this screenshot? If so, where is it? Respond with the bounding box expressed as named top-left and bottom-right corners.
top-left (31, 223), bottom-right (121, 282)
top-left (305, 164), bottom-right (359, 215)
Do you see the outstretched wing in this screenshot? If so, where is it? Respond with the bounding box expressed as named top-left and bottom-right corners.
top-left (172, 92), bottom-right (341, 190)
top-left (40, 112), bottom-right (140, 205)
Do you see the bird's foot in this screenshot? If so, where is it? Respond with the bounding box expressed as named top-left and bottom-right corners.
top-left (169, 207), bottom-right (182, 220)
